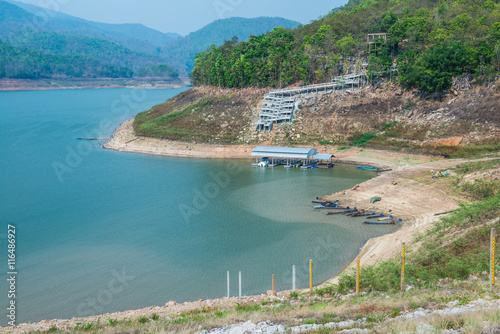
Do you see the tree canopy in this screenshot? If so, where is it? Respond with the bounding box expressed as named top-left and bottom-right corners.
top-left (191, 0), bottom-right (500, 92)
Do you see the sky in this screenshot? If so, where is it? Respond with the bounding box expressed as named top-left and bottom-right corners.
top-left (15, 0), bottom-right (349, 36)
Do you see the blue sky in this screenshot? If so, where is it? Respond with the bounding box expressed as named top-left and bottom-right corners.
top-left (15, 0), bottom-right (349, 35)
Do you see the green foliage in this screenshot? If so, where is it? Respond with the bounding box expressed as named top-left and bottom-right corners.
top-left (106, 318), bottom-right (118, 326)
top-left (314, 284), bottom-right (337, 296)
top-left (235, 303), bottom-right (261, 312)
top-left (162, 17), bottom-right (300, 75)
top-left (349, 131), bottom-right (378, 146)
top-left (455, 159), bottom-right (500, 175)
top-left (399, 41), bottom-right (473, 92)
top-left (290, 290), bottom-right (299, 299)
top-left (137, 316), bottom-right (149, 324)
top-left (151, 313), bottom-right (160, 321)
top-left (192, 0), bottom-right (500, 92)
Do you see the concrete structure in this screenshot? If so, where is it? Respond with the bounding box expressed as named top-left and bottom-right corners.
top-left (255, 73), bottom-right (367, 132)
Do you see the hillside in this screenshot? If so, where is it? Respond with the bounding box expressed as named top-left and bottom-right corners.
top-left (0, 1), bottom-right (301, 82)
top-left (130, 83), bottom-right (500, 158)
top-left (191, 0), bottom-right (500, 92)
top-left (1, 0), bottom-right (180, 52)
top-left (0, 1), bottom-right (180, 80)
top-left (161, 17), bottom-right (301, 76)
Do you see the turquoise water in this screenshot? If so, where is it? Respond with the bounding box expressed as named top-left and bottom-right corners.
top-left (0, 89), bottom-right (396, 325)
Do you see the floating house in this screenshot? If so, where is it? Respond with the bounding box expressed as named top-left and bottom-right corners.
top-left (251, 146), bottom-right (318, 167)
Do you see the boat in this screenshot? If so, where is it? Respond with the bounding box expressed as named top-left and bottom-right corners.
top-left (284, 165), bottom-right (293, 168)
top-left (351, 212), bottom-right (374, 217)
top-left (312, 199), bottom-right (339, 205)
top-left (326, 208), bottom-right (357, 215)
top-left (364, 221), bottom-right (396, 225)
top-left (378, 216), bottom-right (393, 221)
top-left (346, 210), bottom-right (364, 216)
top-left (366, 214), bottom-right (384, 219)
top-left (357, 166), bottom-right (380, 171)
top-left (315, 205), bottom-right (349, 210)
top-left (257, 160), bottom-right (269, 167)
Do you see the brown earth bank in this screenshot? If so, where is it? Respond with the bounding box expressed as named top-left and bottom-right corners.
top-left (0, 78), bottom-right (186, 91)
top-left (127, 82), bottom-right (500, 150)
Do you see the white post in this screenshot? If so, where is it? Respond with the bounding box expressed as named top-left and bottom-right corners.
top-left (227, 271), bottom-right (230, 298)
top-left (292, 265), bottom-right (296, 291)
top-left (239, 271), bottom-right (242, 299)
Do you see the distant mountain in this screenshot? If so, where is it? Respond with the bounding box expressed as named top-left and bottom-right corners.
top-left (0, 0), bottom-right (301, 81)
top-left (0, 0), bottom-right (181, 53)
top-left (0, 0), bottom-right (181, 80)
top-left (162, 17), bottom-right (301, 76)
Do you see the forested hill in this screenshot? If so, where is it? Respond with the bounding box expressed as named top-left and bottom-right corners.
top-left (0, 0), bottom-right (301, 81)
top-left (191, 0), bottom-right (500, 92)
top-left (0, 0), bottom-right (179, 80)
top-left (161, 17), bottom-right (301, 76)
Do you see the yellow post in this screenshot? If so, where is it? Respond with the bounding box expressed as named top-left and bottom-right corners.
top-left (491, 228), bottom-right (496, 289)
top-left (309, 259), bottom-right (313, 292)
top-left (272, 274), bottom-right (275, 295)
top-left (356, 258), bottom-right (360, 294)
top-left (401, 242), bottom-right (405, 291)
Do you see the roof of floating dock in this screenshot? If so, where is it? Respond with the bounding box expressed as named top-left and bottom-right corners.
top-left (314, 154), bottom-right (333, 160)
top-left (251, 146), bottom-right (318, 159)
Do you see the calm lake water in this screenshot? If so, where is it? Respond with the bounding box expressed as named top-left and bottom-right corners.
top-left (0, 88), bottom-right (396, 325)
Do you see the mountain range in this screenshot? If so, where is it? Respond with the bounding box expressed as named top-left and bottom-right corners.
top-left (0, 0), bottom-right (300, 80)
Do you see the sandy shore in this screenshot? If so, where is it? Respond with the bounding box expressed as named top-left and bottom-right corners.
top-left (323, 158), bottom-right (464, 284)
top-left (4, 122), bottom-right (467, 332)
top-left (104, 119), bottom-right (255, 159)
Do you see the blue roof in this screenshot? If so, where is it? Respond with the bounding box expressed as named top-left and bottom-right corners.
top-left (251, 146), bottom-right (318, 159)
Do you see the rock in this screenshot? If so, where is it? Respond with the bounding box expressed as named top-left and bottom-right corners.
top-left (416, 322), bottom-right (434, 334)
top-left (413, 310), bottom-right (426, 318)
top-left (267, 325), bottom-right (278, 333)
top-left (165, 301), bottom-right (177, 307)
top-left (481, 325), bottom-right (500, 334)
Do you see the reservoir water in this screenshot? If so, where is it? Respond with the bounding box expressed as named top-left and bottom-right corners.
top-left (0, 88), bottom-right (396, 325)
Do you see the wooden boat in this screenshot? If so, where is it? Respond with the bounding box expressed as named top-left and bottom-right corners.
top-left (326, 210), bottom-right (347, 215)
top-left (315, 205), bottom-right (349, 210)
top-left (352, 212), bottom-right (373, 217)
top-left (312, 199), bottom-right (339, 205)
top-left (327, 208), bottom-right (357, 215)
top-left (366, 214), bottom-right (384, 219)
top-left (364, 221), bottom-right (396, 225)
top-left (346, 210), bottom-right (364, 216)
top-left (357, 166), bottom-right (380, 172)
top-left (378, 216), bottom-right (393, 221)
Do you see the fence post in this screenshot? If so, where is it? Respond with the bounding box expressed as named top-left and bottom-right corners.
top-left (227, 271), bottom-right (230, 298)
top-left (401, 242), bottom-right (406, 291)
top-left (356, 258), bottom-right (360, 294)
top-left (272, 274), bottom-right (275, 295)
top-left (239, 271), bottom-right (242, 299)
top-left (292, 265), bottom-right (296, 292)
top-left (491, 228), bottom-right (496, 289)
top-left (309, 259), bottom-right (313, 293)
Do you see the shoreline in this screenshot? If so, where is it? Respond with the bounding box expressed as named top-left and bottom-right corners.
top-left (4, 122), bottom-right (465, 332)
top-left (0, 78), bottom-right (188, 92)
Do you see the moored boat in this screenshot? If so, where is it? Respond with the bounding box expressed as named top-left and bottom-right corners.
top-left (363, 220), bottom-right (396, 225)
